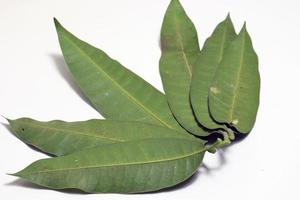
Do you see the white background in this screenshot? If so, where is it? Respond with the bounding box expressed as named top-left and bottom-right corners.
top-left (0, 0), bottom-right (299, 199)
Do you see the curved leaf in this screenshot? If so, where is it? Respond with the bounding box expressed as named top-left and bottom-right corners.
top-left (8, 118), bottom-right (195, 156)
top-left (190, 15), bottom-right (236, 131)
top-left (54, 19), bottom-right (184, 132)
top-left (13, 138), bottom-right (206, 193)
top-left (159, 0), bottom-right (205, 135)
top-left (209, 24), bottom-right (260, 133)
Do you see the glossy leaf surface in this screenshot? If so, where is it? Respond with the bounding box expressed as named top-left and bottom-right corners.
top-left (190, 15), bottom-right (236, 130)
top-left (13, 138), bottom-right (206, 193)
top-left (54, 19), bottom-right (184, 132)
top-left (159, 0), bottom-right (205, 135)
top-left (8, 118), bottom-right (195, 156)
top-left (209, 25), bottom-right (260, 133)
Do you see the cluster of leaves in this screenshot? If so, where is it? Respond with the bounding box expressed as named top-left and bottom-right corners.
top-left (6, 0), bottom-right (260, 194)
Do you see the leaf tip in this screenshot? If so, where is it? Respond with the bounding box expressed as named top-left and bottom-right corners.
top-left (226, 12), bottom-right (231, 20)
top-left (53, 17), bottom-right (59, 26)
top-left (8, 168), bottom-right (28, 178)
top-left (169, 0), bottom-right (182, 9)
top-left (1, 114), bottom-right (9, 121)
top-left (7, 172), bottom-right (20, 177)
top-left (224, 13), bottom-right (234, 27)
top-left (242, 22), bottom-right (247, 31)
top-left (237, 22), bottom-right (249, 38)
top-left (53, 18), bottom-right (64, 32)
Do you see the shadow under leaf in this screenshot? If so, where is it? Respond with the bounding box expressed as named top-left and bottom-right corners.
top-left (6, 179), bottom-right (88, 195)
top-left (4, 149), bottom-right (228, 194)
top-left (1, 122), bottom-right (54, 157)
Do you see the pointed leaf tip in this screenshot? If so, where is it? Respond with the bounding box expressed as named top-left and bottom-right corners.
top-left (53, 17), bottom-right (59, 26)
top-left (241, 22), bottom-right (247, 32)
top-left (224, 14), bottom-right (234, 27)
top-left (226, 13), bottom-right (231, 20)
top-left (1, 114), bottom-right (8, 120)
top-left (53, 18), bottom-right (64, 33)
top-left (169, 0), bottom-right (182, 9)
top-left (7, 172), bottom-right (19, 177)
top-left (1, 115), bottom-right (11, 123)
top-left (237, 22), bottom-right (249, 39)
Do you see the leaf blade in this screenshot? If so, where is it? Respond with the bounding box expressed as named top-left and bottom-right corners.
top-left (8, 118), bottom-right (195, 156)
top-left (159, 0), bottom-right (205, 135)
top-left (13, 138), bottom-right (206, 193)
top-left (54, 19), bottom-right (184, 132)
top-left (208, 25), bottom-right (260, 133)
top-left (190, 15), bottom-right (237, 131)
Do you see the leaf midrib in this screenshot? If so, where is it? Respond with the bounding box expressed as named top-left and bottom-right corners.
top-left (204, 23), bottom-right (230, 92)
top-left (200, 27), bottom-right (230, 129)
top-left (62, 32), bottom-right (173, 130)
top-left (17, 120), bottom-right (124, 142)
top-left (19, 144), bottom-right (206, 175)
top-left (217, 23), bottom-right (229, 63)
top-left (173, 15), bottom-right (193, 77)
top-left (229, 33), bottom-right (246, 121)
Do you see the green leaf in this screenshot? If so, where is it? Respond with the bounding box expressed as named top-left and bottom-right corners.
top-left (8, 118), bottom-right (195, 156)
top-left (190, 15), bottom-right (236, 131)
top-left (13, 138), bottom-right (206, 193)
top-left (54, 19), bottom-right (184, 133)
top-left (159, 0), bottom-right (205, 135)
top-left (208, 24), bottom-right (260, 133)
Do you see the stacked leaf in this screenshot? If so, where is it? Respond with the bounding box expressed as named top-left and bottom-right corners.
top-left (208, 24), bottom-right (260, 134)
top-left (190, 15), bottom-right (236, 131)
top-left (5, 0), bottom-right (260, 194)
top-left (8, 118), bottom-right (194, 156)
top-left (159, 0), bottom-right (205, 136)
top-left (12, 138), bottom-right (209, 193)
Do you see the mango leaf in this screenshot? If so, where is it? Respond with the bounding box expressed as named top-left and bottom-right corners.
top-left (54, 19), bottom-right (184, 133)
top-left (12, 138), bottom-right (207, 193)
top-left (190, 15), bottom-right (236, 131)
top-left (8, 118), bottom-right (195, 156)
top-left (159, 0), bottom-right (205, 136)
top-left (208, 24), bottom-right (260, 133)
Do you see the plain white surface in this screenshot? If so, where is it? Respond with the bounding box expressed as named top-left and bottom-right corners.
top-left (0, 0), bottom-right (300, 199)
